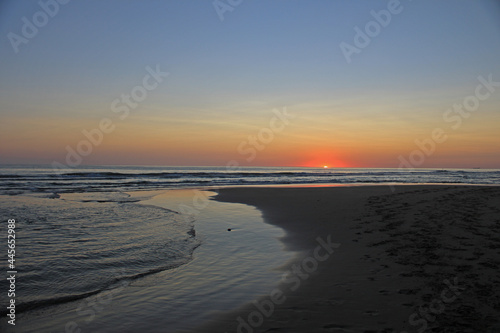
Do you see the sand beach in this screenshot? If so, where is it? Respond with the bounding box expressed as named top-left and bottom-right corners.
top-left (199, 185), bottom-right (500, 332)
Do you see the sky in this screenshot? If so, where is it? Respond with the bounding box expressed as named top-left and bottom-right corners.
top-left (0, 0), bottom-right (499, 168)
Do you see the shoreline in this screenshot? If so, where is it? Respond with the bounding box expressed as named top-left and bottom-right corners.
top-left (3, 189), bottom-right (292, 333)
top-left (198, 185), bottom-right (500, 332)
top-left (2, 185), bottom-right (499, 332)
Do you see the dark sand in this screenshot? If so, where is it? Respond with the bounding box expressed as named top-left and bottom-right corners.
top-left (198, 185), bottom-right (500, 333)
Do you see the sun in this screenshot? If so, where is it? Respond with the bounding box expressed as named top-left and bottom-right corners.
top-left (300, 155), bottom-right (351, 168)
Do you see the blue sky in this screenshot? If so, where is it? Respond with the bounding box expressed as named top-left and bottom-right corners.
top-left (1, 0), bottom-right (499, 167)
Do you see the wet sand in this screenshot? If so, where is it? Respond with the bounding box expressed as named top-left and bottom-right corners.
top-left (199, 185), bottom-right (500, 332)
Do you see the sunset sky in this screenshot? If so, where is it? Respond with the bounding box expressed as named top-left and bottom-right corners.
top-left (1, 0), bottom-right (499, 168)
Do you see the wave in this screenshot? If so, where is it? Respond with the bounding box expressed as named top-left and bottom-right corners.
top-left (1, 168), bottom-right (499, 196)
top-left (12, 169), bottom-right (497, 179)
top-left (0, 171), bottom-right (405, 182)
top-left (0, 242), bottom-right (201, 317)
top-left (62, 171), bottom-right (323, 179)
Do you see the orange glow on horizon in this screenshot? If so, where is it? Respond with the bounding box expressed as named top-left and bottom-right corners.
top-left (299, 156), bottom-right (352, 169)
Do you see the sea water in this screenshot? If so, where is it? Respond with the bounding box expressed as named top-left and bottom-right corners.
top-left (0, 188), bottom-right (292, 332)
top-left (1, 165), bottom-right (499, 197)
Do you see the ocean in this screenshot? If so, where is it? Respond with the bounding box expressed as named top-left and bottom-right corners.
top-left (1, 165), bottom-right (499, 196)
top-left (1, 165), bottom-right (499, 332)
